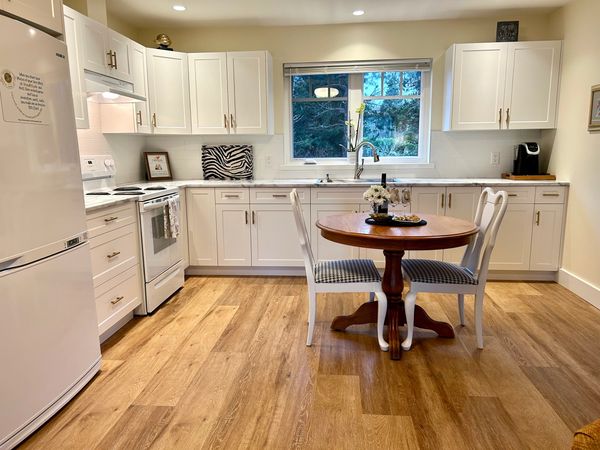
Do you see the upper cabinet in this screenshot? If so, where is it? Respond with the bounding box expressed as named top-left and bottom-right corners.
top-left (189, 51), bottom-right (273, 135)
top-left (443, 41), bottom-right (562, 131)
top-left (81, 14), bottom-right (133, 82)
top-left (146, 49), bottom-right (191, 134)
top-left (1, 0), bottom-right (63, 35)
top-left (63, 6), bottom-right (88, 129)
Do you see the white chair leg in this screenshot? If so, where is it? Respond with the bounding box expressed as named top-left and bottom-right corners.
top-left (402, 290), bottom-right (417, 351)
top-left (474, 291), bottom-right (484, 349)
top-left (306, 287), bottom-right (317, 346)
top-left (369, 292), bottom-right (375, 302)
top-left (458, 294), bottom-right (465, 326)
top-left (375, 292), bottom-right (389, 352)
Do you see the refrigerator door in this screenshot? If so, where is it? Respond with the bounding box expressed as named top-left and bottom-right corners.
top-left (0, 243), bottom-right (101, 448)
top-left (0, 15), bottom-right (88, 270)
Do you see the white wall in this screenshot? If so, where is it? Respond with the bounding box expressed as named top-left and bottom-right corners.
top-left (542, 0), bottom-right (600, 304)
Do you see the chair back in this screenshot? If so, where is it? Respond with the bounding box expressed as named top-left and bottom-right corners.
top-left (290, 189), bottom-right (316, 283)
top-left (460, 188), bottom-right (508, 283)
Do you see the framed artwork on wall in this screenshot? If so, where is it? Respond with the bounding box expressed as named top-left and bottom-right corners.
top-left (144, 152), bottom-right (172, 180)
top-left (588, 85), bottom-right (600, 131)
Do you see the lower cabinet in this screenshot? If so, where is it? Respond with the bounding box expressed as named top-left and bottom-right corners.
top-left (85, 203), bottom-right (143, 336)
top-left (187, 188), bottom-right (218, 266)
top-left (215, 203), bottom-right (252, 266)
top-left (489, 203), bottom-right (534, 270)
top-left (530, 203), bottom-right (564, 271)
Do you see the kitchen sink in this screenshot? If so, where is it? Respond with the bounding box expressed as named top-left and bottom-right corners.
top-left (316, 177), bottom-right (401, 184)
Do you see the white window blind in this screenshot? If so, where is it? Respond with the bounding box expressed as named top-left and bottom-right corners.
top-left (283, 59), bottom-right (432, 76)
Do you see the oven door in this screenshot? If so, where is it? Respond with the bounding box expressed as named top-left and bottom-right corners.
top-left (139, 194), bottom-right (182, 281)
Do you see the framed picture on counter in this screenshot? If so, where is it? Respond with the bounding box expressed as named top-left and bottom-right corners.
top-left (588, 85), bottom-right (600, 131)
top-left (144, 152), bottom-right (172, 180)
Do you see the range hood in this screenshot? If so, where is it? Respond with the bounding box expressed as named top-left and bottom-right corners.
top-left (85, 70), bottom-right (146, 103)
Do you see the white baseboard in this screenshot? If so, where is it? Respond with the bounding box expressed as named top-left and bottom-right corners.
top-left (558, 268), bottom-right (600, 311)
top-left (185, 266), bottom-right (306, 277)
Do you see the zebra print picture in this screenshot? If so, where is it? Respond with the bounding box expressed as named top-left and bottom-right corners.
top-left (201, 145), bottom-right (253, 180)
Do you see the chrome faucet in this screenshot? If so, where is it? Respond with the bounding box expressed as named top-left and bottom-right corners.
top-left (354, 141), bottom-right (380, 179)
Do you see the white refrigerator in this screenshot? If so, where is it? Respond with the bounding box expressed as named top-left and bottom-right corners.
top-left (0, 13), bottom-right (101, 450)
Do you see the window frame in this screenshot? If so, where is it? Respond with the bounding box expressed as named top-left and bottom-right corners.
top-left (286, 67), bottom-right (432, 166)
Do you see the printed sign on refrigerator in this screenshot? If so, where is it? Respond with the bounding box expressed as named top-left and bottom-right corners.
top-left (0, 69), bottom-right (49, 125)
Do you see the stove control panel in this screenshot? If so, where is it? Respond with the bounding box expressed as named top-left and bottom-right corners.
top-left (81, 155), bottom-right (116, 180)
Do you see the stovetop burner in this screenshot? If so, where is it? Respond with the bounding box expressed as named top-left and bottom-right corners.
top-left (86, 192), bottom-right (111, 196)
top-left (113, 191), bottom-right (145, 196)
top-left (114, 186), bottom-right (142, 191)
top-left (145, 186), bottom-right (167, 190)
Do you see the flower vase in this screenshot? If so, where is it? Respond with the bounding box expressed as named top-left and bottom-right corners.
top-left (347, 151), bottom-right (356, 164)
top-left (375, 201), bottom-right (389, 215)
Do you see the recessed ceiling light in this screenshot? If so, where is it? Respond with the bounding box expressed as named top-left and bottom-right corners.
top-left (172, 5), bottom-right (186, 11)
top-left (353, 10), bottom-right (365, 16)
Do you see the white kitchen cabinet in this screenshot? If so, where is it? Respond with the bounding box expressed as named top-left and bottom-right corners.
top-left (443, 41), bottom-right (562, 131)
top-left (146, 49), bottom-right (191, 134)
top-left (310, 203), bottom-right (361, 262)
top-left (488, 203), bottom-right (534, 271)
top-left (530, 203), bottom-right (564, 271)
top-left (410, 187), bottom-right (446, 261)
top-left (80, 13), bottom-right (133, 82)
top-left (179, 188), bottom-right (189, 269)
top-left (63, 6), bottom-right (88, 129)
top-left (1, 0), bottom-right (63, 35)
top-left (187, 188), bottom-right (218, 266)
top-left (188, 50), bottom-right (273, 135)
top-left (215, 204), bottom-right (252, 266)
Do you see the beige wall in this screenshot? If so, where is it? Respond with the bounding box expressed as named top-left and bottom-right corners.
top-left (543, 0), bottom-right (600, 292)
top-left (137, 15), bottom-right (557, 133)
top-left (63, 0), bottom-right (140, 40)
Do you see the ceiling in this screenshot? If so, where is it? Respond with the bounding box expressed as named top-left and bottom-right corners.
top-left (107, 0), bottom-right (569, 28)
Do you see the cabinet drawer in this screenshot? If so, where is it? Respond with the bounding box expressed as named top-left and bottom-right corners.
top-left (311, 188), bottom-right (365, 204)
top-left (535, 186), bottom-right (566, 204)
top-left (494, 186), bottom-right (535, 203)
top-left (90, 223), bottom-right (138, 287)
top-left (95, 266), bottom-right (142, 335)
top-left (215, 188), bottom-right (250, 204)
top-left (251, 188), bottom-right (309, 204)
top-left (86, 203), bottom-right (137, 238)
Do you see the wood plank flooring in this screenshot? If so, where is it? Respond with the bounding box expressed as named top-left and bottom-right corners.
top-left (20, 277), bottom-right (600, 449)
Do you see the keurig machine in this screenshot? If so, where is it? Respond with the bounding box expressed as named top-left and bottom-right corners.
top-left (513, 142), bottom-right (540, 175)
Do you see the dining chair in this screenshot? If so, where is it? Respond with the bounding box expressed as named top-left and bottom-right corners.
top-left (401, 187), bottom-right (508, 350)
top-left (289, 189), bottom-right (388, 350)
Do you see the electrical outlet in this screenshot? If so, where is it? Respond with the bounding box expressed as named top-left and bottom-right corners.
top-left (490, 152), bottom-right (500, 166)
top-left (265, 155), bottom-right (272, 168)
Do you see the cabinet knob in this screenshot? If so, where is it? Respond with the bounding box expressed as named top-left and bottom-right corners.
top-left (152, 113), bottom-right (157, 127)
top-left (136, 110), bottom-right (142, 126)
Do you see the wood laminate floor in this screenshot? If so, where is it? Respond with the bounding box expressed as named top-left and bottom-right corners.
top-left (21, 277), bottom-right (600, 449)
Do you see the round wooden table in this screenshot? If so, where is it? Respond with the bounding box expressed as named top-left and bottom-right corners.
top-left (316, 213), bottom-right (479, 360)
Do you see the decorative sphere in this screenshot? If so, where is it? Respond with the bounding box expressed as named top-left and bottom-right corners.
top-left (155, 34), bottom-right (172, 47)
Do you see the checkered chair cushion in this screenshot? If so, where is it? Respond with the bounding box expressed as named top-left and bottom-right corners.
top-left (314, 259), bottom-right (381, 284)
top-left (402, 259), bottom-right (478, 285)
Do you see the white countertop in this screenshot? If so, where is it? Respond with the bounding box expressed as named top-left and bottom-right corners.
top-left (84, 178), bottom-right (569, 212)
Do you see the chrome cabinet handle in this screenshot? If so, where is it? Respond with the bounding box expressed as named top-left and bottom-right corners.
top-left (152, 113), bottom-right (157, 127)
top-left (441, 193), bottom-right (445, 209)
top-left (104, 216), bottom-right (118, 223)
top-left (136, 110), bottom-right (142, 126)
top-left (230, 114), bottom-right (236, 129)
top-left (107, 251), bottom-right (121, 259)
top-left (252, 211), bottom-right (255, 224)
top-left (245, 210), bottom-right (248, 224)
top-left (111, 296), bottom-right (124, 305)
top-left (542, 193), bottom-right (560, 197)
top-left (506, 108), bottom-right (510, 128)
top-left (535, 211), bottom-right (541, 226)
top-left (224, 114), bottom-right (229, 129)
top-left (448, 193), bottom-right (452, 209)
top-left (272, 194), bottom-right (287, 198)
top-left (112, 51), bottom-right (118, 70)
top-left (106, 51), bottom-right (113, 68)
top-left (499, 108), bottom-right (502, 129)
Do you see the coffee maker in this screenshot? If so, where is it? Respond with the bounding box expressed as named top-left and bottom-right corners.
top-left (513, 142), bottom-right (540, 175)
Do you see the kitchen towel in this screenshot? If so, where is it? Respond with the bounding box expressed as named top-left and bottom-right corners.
top-left (164, 197), bottom-right (180, 238)
top-left (202, 144), bottom-right (253, 180)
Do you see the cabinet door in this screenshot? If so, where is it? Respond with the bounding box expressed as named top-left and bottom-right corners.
top-left (449, 43), bottom-right (508, 130)
top-left (530, 204), bottom-right (564, 271)
top-left (488, 203), bottom-right (534, 271)
top-left (410, 187), bottom-right (445, 261)
top-left (178, 188), bottom-right (189, 269)
top-left (251, 204), bottom-right (309, 267)
top-left (227, 51), bottom-right (269, 134)
top-left (215, 204), bottom-right (251, 266)
top-left (443, 187), bottom-right (481, 264)
top-left (1, 0), bottom-right (63, 35)
top-left (63, 6), bottom-right (88, 129)
top-left (146, 49), bottom-right (191, 134)
top-left (81, 15), bottom-right (109, 76)
top-left (504, 41), bottom-right (562, 130)
top-left (189, 52), bottom-right (229, 134)
top-left (107, 29), bottom-right (133, 83)
top-left (360, 202), bottom-right (410, 268)
top-left (187, 189), bottom-right (218, 266)
top-left (131, 42), bottom-right (151, 133)
top-left (310, 204), bottom-right (360, 262)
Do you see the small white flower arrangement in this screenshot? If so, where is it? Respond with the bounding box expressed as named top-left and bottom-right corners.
top-left (363, 185), bottom-right (391, 210)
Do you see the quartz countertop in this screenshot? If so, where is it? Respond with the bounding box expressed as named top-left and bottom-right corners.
top-left (84, 178), bottom-right (569, 212)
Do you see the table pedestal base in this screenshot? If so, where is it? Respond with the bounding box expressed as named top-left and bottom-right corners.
top-left (330, 250), bottom-right (455, 360)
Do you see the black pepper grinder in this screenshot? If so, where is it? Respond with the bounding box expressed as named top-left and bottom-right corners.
top-left (379, 173), bottom-right (389, 214)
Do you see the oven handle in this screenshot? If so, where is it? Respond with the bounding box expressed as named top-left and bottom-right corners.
top-left (140, 194), bottom-right (179, 213)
